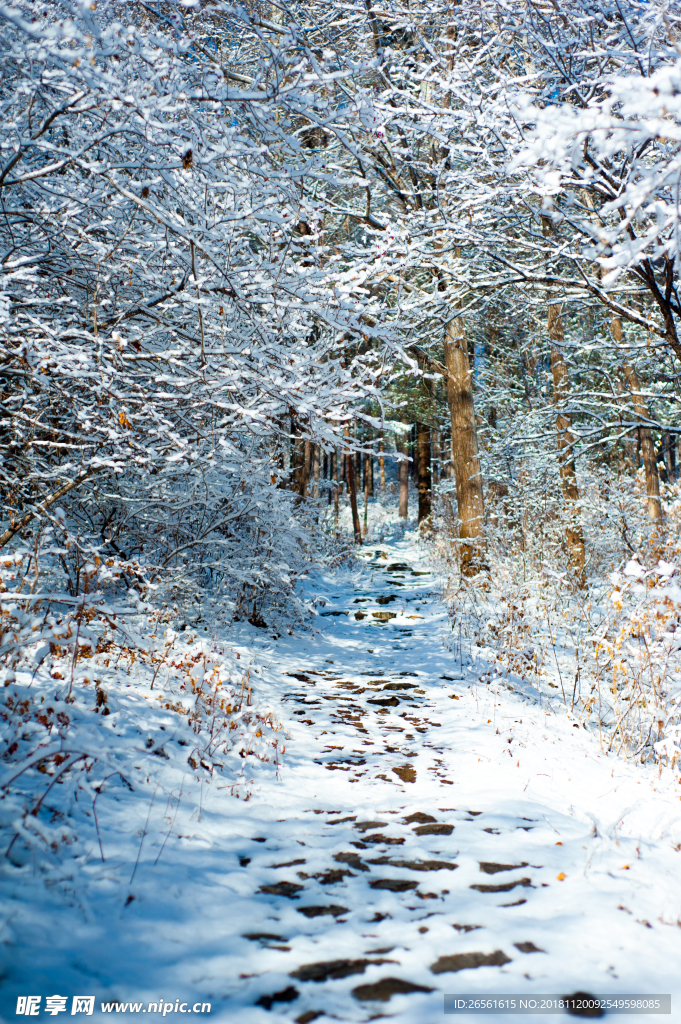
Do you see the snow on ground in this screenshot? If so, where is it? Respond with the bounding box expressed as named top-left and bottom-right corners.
top-left (3, 504), bottom-right (681, 1023)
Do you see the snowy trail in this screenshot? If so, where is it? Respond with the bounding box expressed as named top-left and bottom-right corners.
top-left (224, 533), bottom-right (681, 1024)
top-left (7, 529), bottom-right (681, 1023)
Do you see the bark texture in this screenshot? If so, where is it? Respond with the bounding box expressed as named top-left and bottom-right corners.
top-left (542, 218), bottom-right (586, 586)
top-left (548, 300), bottom-right (587, 587)
top-left (312, 444), bottom-right (321, 499)
top-left (363, 452), bottom-right (372, 536)
top-left (345, 426), bottom-right (362, 544)
top-left (431, 430), bottom-right (441, 486)
top-left (444, 317), bottom-right (485, 573)
top-left (292, 427), bottom-right (312, 498)
top-left (416, 422), bottom-right (432, 525)
top-left (613, 316), bottom-right (662, 522)
top-left (334, 449), bottom-right (340, 523)
top-left (397, 438), bottom-right (409, 519)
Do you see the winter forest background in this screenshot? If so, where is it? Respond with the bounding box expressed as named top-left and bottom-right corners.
top-left (4, 0), bottom-right (681, 1012)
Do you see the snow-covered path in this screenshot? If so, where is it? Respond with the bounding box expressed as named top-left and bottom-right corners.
top-left (7, 529), bottom-right (681, 1022)
top-left (225, 533), bottom-right (681, 1023)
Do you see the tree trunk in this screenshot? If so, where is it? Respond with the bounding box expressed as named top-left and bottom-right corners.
top-left (334, 448), bottom-right (340, 524)
top-left (432, 430), bottom-right (441, 486)
top-left (379, 439), bottom-right (386, 491)
top-left (542, 218), bottom-right (587, 585)
top-left (416, 422), bottom-right (432, 525)
top-left (345, 426), bottom-right (362, 544)
top-left (303, 440), bottom-right (312, 497)
top-left (665, 432), bottom-right (676, 481)
top-left (292, 435), bottom-right (305, 495)
top-left (444, 317), bottom-right (485, 573)
top-left (291, 423), bottom-right (311, 498)
top-left (548, 300), bottom-right (587, 587)
top-left (311, 444), bottom-right (320, 498)
top-left (397, 437), bottom-right (409, 519)
top-left (411, 424), bottom-right (418, 485)
top-left (363, 452), bottom-right (370, 536)
top-left (614, 317), bottom-right (662, 521)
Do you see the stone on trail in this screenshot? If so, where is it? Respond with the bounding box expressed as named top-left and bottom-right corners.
top-left (255, 986), bottom-right (299, 1009)
top-left (479, 861), bottom-right (529, 874)
top-left (430, 950), bottom-right (512, 974)
top-left (314, 868), bottom-right (354, 884)
top-left (413, 822), bottom-right (453, 835)
top-left (370, 856), bottom-right (458, 872)
top-left (258, 881), bottom-right (304, 898)
top-left (470, 877), bottom-right (532, 893)
top-left (352, 978), bottom-right (434, 1002)
top-left (291, 958), bottom-right (392, 982)
top-left (333, 851), bottom-right (368, 871)
top-left (362, 832), bottom-right (405, 845)
top-left (297, 905), bottom-right (348, 918)
top-left (369, 878), bottom-right (418, 892)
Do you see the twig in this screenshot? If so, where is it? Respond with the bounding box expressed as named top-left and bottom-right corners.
top-left (92, 790), bottom-right (105, 862)
top-left (154, 779), bottom-right (184, 866)
top-left (130, 784), bottom-right (158, 885)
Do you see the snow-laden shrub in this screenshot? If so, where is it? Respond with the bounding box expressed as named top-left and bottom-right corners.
top-left (603, 559), bottom-right (681, 762)
top-left (430, 460), bottom-right (681, 763)
top-left (0, 548), bottom-right (282, 874)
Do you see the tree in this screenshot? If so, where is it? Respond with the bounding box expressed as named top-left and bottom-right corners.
top-left (0, 0), bottom-right (381, 608)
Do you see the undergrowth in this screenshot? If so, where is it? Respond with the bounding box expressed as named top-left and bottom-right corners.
top-left (430, 465), bottom-right (681, 766)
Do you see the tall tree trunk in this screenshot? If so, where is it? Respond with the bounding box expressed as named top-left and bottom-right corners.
top-left (542, 218), bottom-right (586, 585)
top-left (379, 439), bottom-right (386, 491)
top-left (283, 417), bottom-right (292, 482)
top-left (292, 434), bottom-right (305, 495)
top-left (416, 422), bottom-right (432, 525)
top-left (444, 317), bottom-right (485, 573)
top-left (312, 444), bottom-right (321, 498)
top-left (397, 437), bottom-right (409, 519)
top-left (345, 426), bottom-right (362, 544)
top-left (664, 431), bottom-right (676, 481)
top-left (365, 449), bottom-right (373, 497)
top-left (363, 452), bottom-right (370, 536)
top-left (334, 448), bottom-right (340, 524)
top-left (613, 316), bottom-right (662, 521)
top-left (291, 420), bottom-right (311, 498)
top-left (432, 430), bottom-right (441, 486)
top-left (410, 424), bottom-right (418, 485)
top-left (548, 301), bottom-right (587, 587)
top-left (303, 439), bottom-right (312, 498)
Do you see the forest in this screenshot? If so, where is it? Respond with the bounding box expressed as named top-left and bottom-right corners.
top-left (3, 0), bottom-right (681, 1019)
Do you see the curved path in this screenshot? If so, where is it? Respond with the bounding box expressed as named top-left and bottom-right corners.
top-left (228, 533), bottom-right (681, 1022)
top-left (8, 530), bottom-right (681, 1023)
